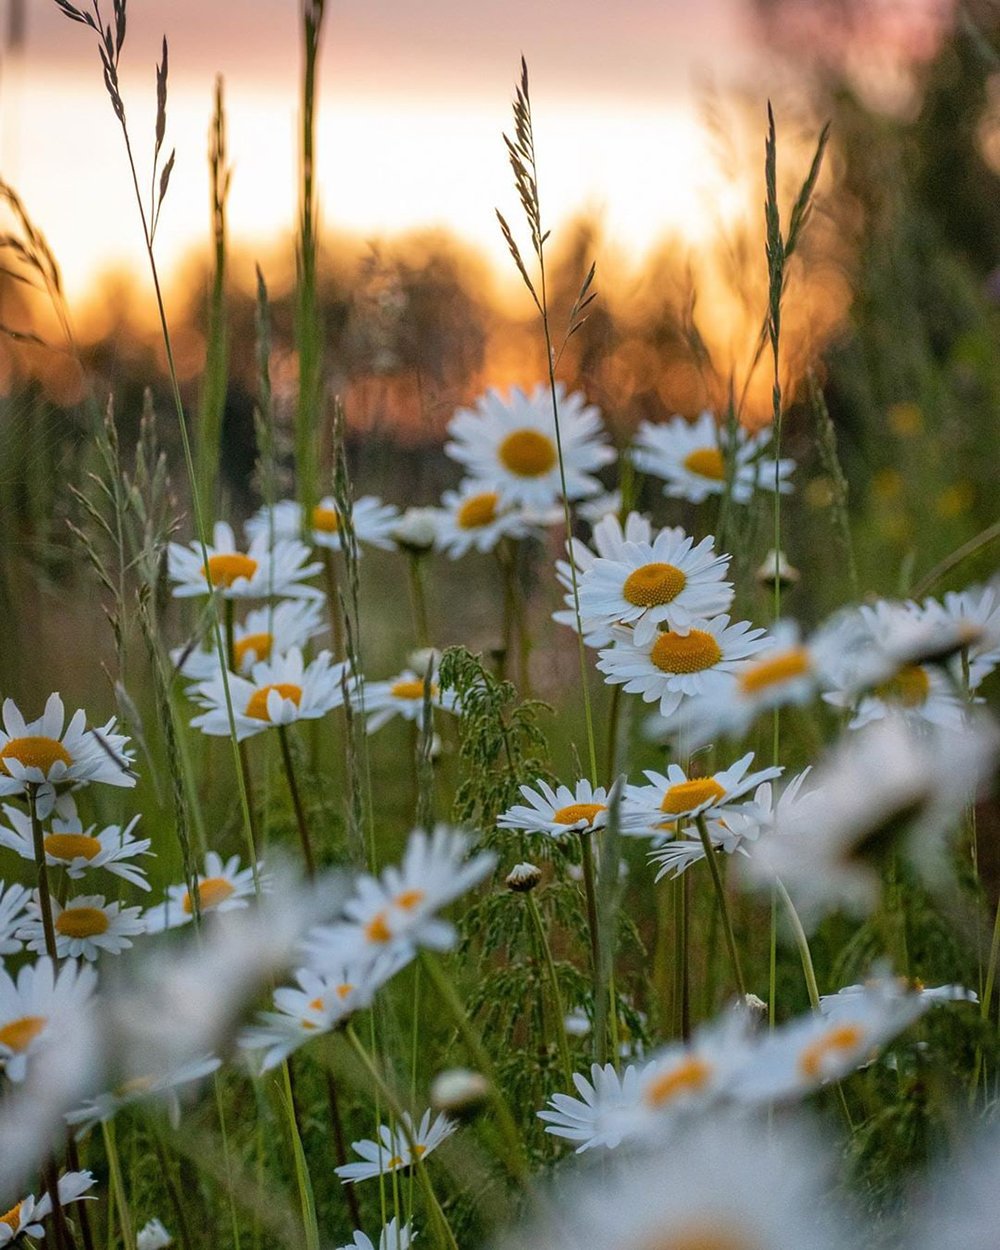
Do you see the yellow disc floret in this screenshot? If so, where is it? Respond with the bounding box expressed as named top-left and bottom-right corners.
top-left (245, 683), bottom-right (303, 722)
top-left (233, 632), bottom-right (273, 669)
top-left (552, 802), bottom-right (606, 827)
top-left (44, 833), bottom-right (103, 862)
top-left (311, 505), bottom-right (340, 534)
top-left (183, 876), bottom-right (236, 915)
top-left (799, 1023), bottom-right (864, 1079)
top-left (0, 1015), bottom-right (47, 1053)
top-left (643, 1056), bottom-right (713, 1108)
top-left (201, 553), bottom-right (259, 588)
top-left (683, 447), bottom-right (726, 481)
top-left (660, 778), bottom-right (726, 815)
top-left (457, 491), bottom-right (501, 529)
top-left (650, 630), bottom-right (723, 674)
top-left (0, 1202), bottom-right (22, 1232)
top-left (0, 736), bottom-right (73, 776)
top-left (390, 679), bottom-right (438, 701)
top-left (498, 428), bottom-right (557, 477)
top-left (56, 907), bottom-right (110, 939)
top-left (622, 563), bottom-right (688, 608)
top-left (739, 647), bottom-right (812, 696)
top-left (875, 665), bottom-right (930, 708)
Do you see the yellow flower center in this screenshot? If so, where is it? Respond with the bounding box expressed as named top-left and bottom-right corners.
top-left (0, 736), bottom-right (73, 776)
top-left (457, 491), bottom-right (501, 529)
top-left (683, 446), bottom-right (726, 481)
top-left (552, 802), bottom-right (606, 827)
top-left (44, 832), bottom-right (103, 862)
top-left (395, 889), bottom-right (426, 911)
top-left (498, 428), bottom-right (557, 477)
top-left (738, 647), bottom-right (812, 695)
top-left (875, 665), bottom-right (930, 708)
top-left (386, 1155), bottom-right (405, 1169)
top-left (799, 1023), bottom-right (864, 1079)
top-left (56, 907), bottom-right (110, 939)
top-left (622, 562), bottom-right (688, 608)
top-left (182, 876), bottom-right (236, 915)
top-left (660, 778), bottom-right (726, 815)
top-left (201, 552), bottom-right (259, 588)
top-left (650, 629), bottom-right (723, 674)
top-left (644, 1056), bottom-right (713, 1108)
top-left (336, 982), bottom-right (355, 1000)
top-left (365, 911), bottom-right (392, 944)
top-left (245, 683), bottom-right (303, 722)
top-left (233, 632), bottom-right (273, 669)
top-left (390, 679), bottom-right (438, 701)
top-left (642, 1229), bottom-right (754, 1250)
top-left (0, 1015), bottom-right (47, 1053)
top-left (311, 505), bottom-right (340, 534)
top-left (0, 1202), bottom-right (22, 1232)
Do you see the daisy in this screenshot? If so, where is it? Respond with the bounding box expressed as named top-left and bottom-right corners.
top-left (137, 1219), bottom-right (173, 1250)
top-left (554, 512), bottom-right (654, 648)
top-left (172, 599), bottom-right (327, 681)
top-left (597, 615), bottom-right (771, 722)
top-left (335, 1110), bottom-right (456, 1184)
top-left (819, 974), bottom-right (977, 1020)
top-left (632, 409), bottom-right (794, 505)
top-left (18, 894), bottom-right (146, 962)
top-left (497, 778), bottom-right (612, 838)
top-left (0, 1171), bottom-right (96, 1245)
top-left (168, 521), bottom-right (322, 600)
top-left (337, 1220), bottom-right (413, 1250)
top-left (921, 583), bottom-right (1000, 691)
top-left (144, 852), bottom-right (262, 933)
top-left (435, 480), bottom-right (536, 557)
top-left (0, 808), bottom-right (152, 891)
top-left (0, 957), bottom-right (96, 1083)
top-left (905, 1123), bottom-right (1000, 1250)
top-left (576, 490), bottom-right (622, 524)
top-left (355, 668), bottom-right (458, 734)
top-left (578, 528), bottom-right (733, 645)
top-left (445, 383), bottom-right (614, 511)
top-left (390, 507), bottom-right (445, 554)
top-left (0, 882), bottom-right (29, 958)
top-left (245, 496), bottom-right (401, 553)
top-left (538, 1062), bottom-right (643, 1153)
top-left (189, 648), bottom-right (349, 741)
top-left (0, 694), bottom-right (136, 817)
top-left (626, 754), bottom-right (781, 838)
top-left (66, 1055), bottom-right (221, 1135)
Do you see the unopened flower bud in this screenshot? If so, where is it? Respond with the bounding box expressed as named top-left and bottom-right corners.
top-left (430, 1067), bottom-right (490, 1116)
top-left (756, 549), bottom-right (799, 590)
top-left (392, 508), bottom-right (441, 554)
top-left (506, 862), bottom-right (542, 893)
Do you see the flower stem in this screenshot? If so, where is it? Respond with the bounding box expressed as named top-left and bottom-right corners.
top-left (525, 891), bottom-right (574, 1087)
top-left (407, 553), bottom-right (431, 650)
top-left (694, 815), bottom-right (745, 999)
top-left (774, 878), bottom-right (820, 1010)
top-left (27, 785), bottom-right (58, 963)
top-left (277, 725), bottom-right (316, 876)
top-left (323, 549), bottom-right (346, 662)
top-left (577, 831), bottom-right (606, 1062)
top-left (102, 1120), bottom-right (136, 1250)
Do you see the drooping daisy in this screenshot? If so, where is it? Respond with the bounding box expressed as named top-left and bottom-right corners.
top-left (538, 1063), bottom-right (643, 1153)
top-left (0, 694), bottom-right (136, 817)
top-left (189, 648), bottom-right (350, 741)
top-left (66, 1055), bottom-right (221, 1136)
top-left (390, 507), bottom-right (445, 554)
top-left (172, 598), bottom-right (327, 682)
top-left (445, 384), bottom-right (614, 511)
top-left (435, 480), bottom-right (536, 557)
top-left (337, 1219), bottom-right (413, 1250)
top-left (578, 528), bottom-right (733, 645)
top-left (819, 974), bottom-right (977, 1020)
top-left (18, 894), bottom-right (146, 963)
top-left (554, 512), bottom-right (654, 648)
top-left (354, 668), bottom-right (459, 734)
top-left (632, 409), bottom-right (795, 505)
top-left (597, 616), bottom-right (771, 722)
top-left (921, 583), bottom-right (1000, 692)
top-left (0, 1171), bottom-right (96, 1245)
top-left (0, 957), bottom-right (96, 1083)
top-left (245, 496), bottom-right (401, 553)
top-left (136, 1218), bottom-right (173, 1250)
top-left (498, 778), bottom-right (611, 838)
top-left (335, 1110), bottom-right (457, 1184)
top-left (143, 852), bottom-right (262, 933)
top-left (0, 882), bottom-right (29, 958)
top-left (168, 521), bottom-right (322, 600)
top-left (0, 808), bottom-right (152, 892)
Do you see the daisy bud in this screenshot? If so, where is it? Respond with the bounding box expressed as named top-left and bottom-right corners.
top-left (408, 647), bottom-right (442, 675)
top-left (506, 862), bottom-right (542, 893)
top-left (430, 1067), bottom-right (490, 1117)
top-left (392, 508), bottom-right (441, 554)
top-left (756, 548), bottom-right (799, 590)
top-left (742, 993), bottom-right (769, 1025)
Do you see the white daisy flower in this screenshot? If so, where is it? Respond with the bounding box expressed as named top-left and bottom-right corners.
top-left (144, 852), bottom-right (263, 933)
top-left (497, 778), bottom-right (611, 838)
top-left (189, 648), bottom-right (349, 741)
top-left (337, 1219), bottom-right (413, 1250)
top-left (632, 409), bottom-right (794, 505)
top-left (0, 1171), bottom-right (96, 1245)
top-left (576, 490), bottom-right (622, 525)
top-left (136, 1218), bottom-right (173, 1250)
top-left (0, 882), bottom-right (30, 958)
top-left (0, 808), bottom-right (152, 892)
top-left (306, 827), bottom-right (496, 968)
top-left (390, 507), bottom-right (445, 554)
top-left (627, 754), bottom-right (781, 836)
top-left (335, 1110), bottom-right (457, 1184)
top-left (66, 1055), bottom-right (221, 1136)
top-left (554, 512), bottom-right (653, 648)
top-left (0, 694), bottom-right (136, 817)
top-left (0, 957), bottom-right (96, 1083)
top-left (435, 481), bottom-right (536, 557)
top-left (172, 598), bottom-right (327, 681)
top-left (597, 615), bottom-right (771, 722)
top-left (538, 1062), bottom-right (643, 1153)
top-left (921, 583), bottom-right (1000, 692)
top-left (17, 894), bottom-right (146, 962)
top-left (906, 1122), bottom-right (1000, 1250)
top-left (245, 496), bottom-right (401, 553)
top-left (355, 668), bottom-right (458, 734)
top-left (168, 521), bottom-right (322, 600)
top-left (445, 384), bottom-right (614, 511)
top-left (578, 528), bottom-right (733, 647)
top-left (819, 974), bottom-right (977, 1020)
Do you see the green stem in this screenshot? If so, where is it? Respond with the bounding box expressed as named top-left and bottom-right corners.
top-left (695, 816), bottom-right (746, 998)
top-left (407, 554), bottom-right (431, 650)
top-left (102, 1121), bottom-right (136, 1250)
top-left (604, 684), bottom-right (622, 786)
top-left (277, 725), bottom-right (316, 876)
top-left (27, 785), bottom-right (59, 964)
top-left (277, 1063), bottom-right (320, 1250)
top-left (323, 549), bottom-right (346, 662)
top-left (577, 832), bottom-right (605, 1062)
top-left (774, 878), bottom-right (820, 1011)
top-left (525, 892), bottom-right (574, 1086)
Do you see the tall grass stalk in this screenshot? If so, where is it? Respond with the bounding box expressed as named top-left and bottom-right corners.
top-left (524, 891), bottom-right (574, 1086)
top-left (694, 814), bottom-right (746, 998)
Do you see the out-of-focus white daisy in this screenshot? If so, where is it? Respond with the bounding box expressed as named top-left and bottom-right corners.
top-left (168, 521), bottom-right (322, 600)
top-left (307, 827), bottom-right (496, 968)
top-left (446, 384), bottom-right (614, 511)
top-left (144, 852), bottom-right (262, 933)
top-left (554, 512), bottom-right (653, 648)
top-left (390, 507), bottom-right (445, 554)
top-left (497, 778), bottom-right (611, 838)
top-left (905, 1122), bottom-right (1000, 1250)
top-left (578, 528), bottom-right (733, 645)
top-left (0, 808), bottom-right (152, 892)
top-left (597, 616), bottom-right (771, 722)
top-left (819, 974), bottom-right (977, 1020)
top-left (335, 1110), bottom-right (456, 1184)
top-left (0, 1171), bottom-right (96, 1245)
top-left (18, 894), bottom-right (146, 963)
top-left (136, 1218), bottom-right (173, 1250)
top-left (538, 1062), bottom-right (643, 1153)
top-left (0, 882), bottom-right (29, 958)
top-left (0, 694), bottom-right (136, 817)
top-left (172, 599), bottom-right (327, 681)
top-left (626, 753), bottom-right (781, 834)
top-left (66, 1055), bottom-right (221, 1136)
top-left (189, 648), bottom-right (349, 741)
top-left (742, 716), bottom-right (999, 927)
top-left (921, 584), bottom-right (1000, 692)
top-left (336, 1219), bottom-right (413, 1250)
top-left (246, 495), bottom-right (401, 553)
top-left (0, 957), bottom-right (96, 1083)
top-left (436, 481), bottom-right (535, 557)
top-left (576, 490), bottom-right (622, 524)
top-left (632, 410), bottom-right (794, 505)
top-left (354, 668), bottom-right (458, 734)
